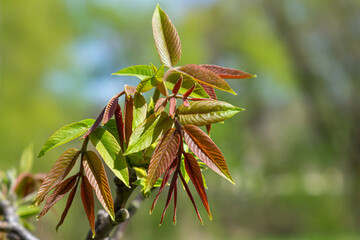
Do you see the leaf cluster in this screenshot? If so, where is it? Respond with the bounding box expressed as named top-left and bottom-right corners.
top-left (33, 4), bottom-right (255, 235)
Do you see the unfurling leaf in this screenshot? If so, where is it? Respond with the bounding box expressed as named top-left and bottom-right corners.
top-left (183, 125), bottom-right (234, 184)
top-left (81, 176), bottom-right (95, 237)
top-left (169, 98), bottom-right (176, 118)
top-left (124, 85), bottom-right (137, 96)
top-left (83, 151), bottom-right (115, 220)
top-left (125, 113), bottom-right (173, 155)
top-left (83, 109), bottom-right (105, 140)
top-left (124, 95), bottom-right (134, 144)
top-left (160, 171), bottom-right (178, 225)
top-left (176, 100), bottom-right (244, 126)
top-left (112, 65), bottom-right (154, 80)
top-left (172, 76), bottom-right (183, 95)
top-left (166, 72), bottom-right (209, 98)
top-left (154, 98), bottom-right (168, 114)
top-left (206, 125), bottom-right (212, 136)
top-left (37, 175), bottom-right (78, 219)
top-left (56, 180), bottom-right (78, 231)
top-left (179, 64), bottom-right (237, 95)
top-left (32, 148), bottom-right (79, 207)
top-left (38, 119), bottom-right (95, 158)
top-left (145, 128), bottom-right (180, 191)
top-left (200, 65), bottom-right (256, 79)
top-left (183, 85), bottom-right (196, 99)
top-left (90, 127), bottom-right (129, 186)
top-left (133, 93), bottom-right (147, 130)
top-left (199, 83), bottom-right (217, 100)
top-left (152, 5), bottom-right (181, 67)
top-left (103, 92), bottom-right (124, 124)
top-left (179, 172), bottom-right (203, 225)
top-left (115, 104), bottom-right (125, 151)
top-left (184, 153), bottom-right (212, 220)
top-left (183, 99), bottom-right (190, 108)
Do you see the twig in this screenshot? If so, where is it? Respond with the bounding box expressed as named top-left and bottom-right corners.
top-left (0, 200), bottom-right (39, 240)
top-left (85, 170), bottom-right (140, 240)
top-left (109, 194), bottom-right (144, 240)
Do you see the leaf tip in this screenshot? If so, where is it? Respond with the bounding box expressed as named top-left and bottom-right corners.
top-left (37, 152), bottom-right (44, 159)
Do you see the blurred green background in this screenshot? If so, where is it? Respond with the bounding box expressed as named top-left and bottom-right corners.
top-left (1, 0), bottom-right (360, 239)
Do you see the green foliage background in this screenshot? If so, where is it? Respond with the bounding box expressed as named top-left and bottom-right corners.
top-left (1, 0), bottom-right (359, 239)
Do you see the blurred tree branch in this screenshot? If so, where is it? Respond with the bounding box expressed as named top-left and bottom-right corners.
top-left (0, 200), bottom-right (38, 240)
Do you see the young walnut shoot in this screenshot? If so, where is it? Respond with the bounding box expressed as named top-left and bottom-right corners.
top-left (33, 4), bottom-right (256, 236)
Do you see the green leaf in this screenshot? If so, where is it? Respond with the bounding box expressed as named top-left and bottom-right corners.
top-left (136, 64), bottom-right (166, 94)
top-left (89, 127), bottom-right (129, 187)
top-left (179, 64), bottom-right (237, 95)
top-left (38, 119), bottom-right (95, 158)
top-left (125, 113), bottom-right (173, 155)
top-left (112, 65), bottom-right (154, 80)
top-left (136, 76), bottom-right (156, 93)
top-left (133, 93), bottom-right (147, 130)
top-left (103, 119), bottom-right (119, 142)
top-left (180, 157), bottom-right (190, 185)
top-left (17, 205), bottom-right (40, 218)
top-left (152, 5), bottom-right (181, 67)
top-left (166, 71), bottom-right (209, 98)
top-left (19, 144), bottom-right (34, 173)
top-left (176, 100), bottom-right (244, 126)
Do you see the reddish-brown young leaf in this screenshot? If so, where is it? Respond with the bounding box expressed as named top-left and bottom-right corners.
top-left (206, 124), bottom-right (212, 136)
top-left (83, 151), bottom-right (115, 220)
top-left (189, 98), bottom-right (212, 101)
top-left (152, 5), bottom-right (182, 68)
top-left (13, 173), bottom-right (36, 198)
top-left (124, 85), bottom-right (137, 96)
top-left (115, 103), bottom-right (125, 151)
top-left (183, 99), bottom-right (190, 108)
top-left (156, 80), bottom-right (168, 97)
top-left (37, 175), bottom-right (78, 219)
top-left (183, 125), bottom-right (234, 184)
top-left (172, 76), bottom-right (183, 95)
top-left (56, 180), bottom-right (79, 231)
top-left (150, 157), bottom-right (178, 214)
top-left (199, 83), bottom-right (217, 100)
top-left (154, 97), bottom-right (168, 114)
top-left (81, 176), bottom-right (96, 237)
top-left (103, 91), bottom-right (124, 124)
top-left (179, 172), bottom-right (203, 225)
top-left (124, 95), bottom-right (134, 144)
top-left (169, 98), bottom-right (176, 118)
top-left (82, 107), bottom-right (106, 139)
top-left (145, 128), bottom-right (180, 192)
top-left (178, 64), bottom-right (236, 95)
top-left (173, 180), bottom-right (178, 225)
top-left (200, 65), bottom-right (256, 79)
top-left (184, 153), bottom-right (212, 219)
top-left (159, 172), bottom-right (178, 225)
top-left (183, 84), bottom-right (196, 99)
top-left (32, 148), bottom-right (79, 207)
